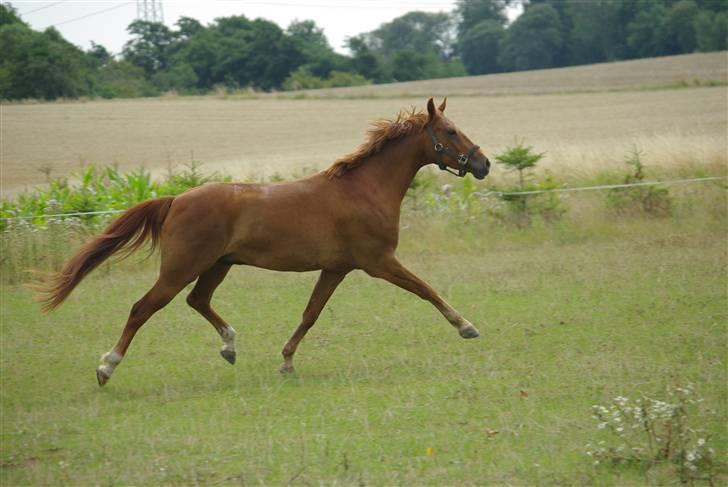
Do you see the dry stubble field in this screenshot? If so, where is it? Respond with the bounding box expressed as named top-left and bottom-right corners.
top-left (1, 52), bottom-right (726, 197)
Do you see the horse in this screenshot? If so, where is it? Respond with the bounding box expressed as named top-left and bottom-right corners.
top-left (37, 98), bottom-right (491, 386)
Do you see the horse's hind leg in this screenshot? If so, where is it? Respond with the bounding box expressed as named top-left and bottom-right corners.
top-left (185, 262), bottom-right (237, 364)
top-left (96, 272), bottom-right (195, 386)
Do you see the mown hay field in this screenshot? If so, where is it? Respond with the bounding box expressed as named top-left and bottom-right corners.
top-left (1, 52), bottom-right (726, 197)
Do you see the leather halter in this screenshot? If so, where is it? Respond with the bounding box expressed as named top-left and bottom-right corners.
top-left (426, 125), bottom-right (480, 177)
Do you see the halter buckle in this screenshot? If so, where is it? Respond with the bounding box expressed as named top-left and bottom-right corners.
top-left (434, 142), bottom-right (444, 152)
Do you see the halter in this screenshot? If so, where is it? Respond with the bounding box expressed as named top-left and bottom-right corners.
top-left (426, 125), bottom-right (480, 177)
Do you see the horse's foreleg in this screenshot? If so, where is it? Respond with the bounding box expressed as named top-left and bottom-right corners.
top-left (186, 262), bottom-right (237, 364)
top-left (365, 257), bottom-right (480, 339)
top-left (280, 269), bottom-right (348, 373)
top-left (96, 276), bottom-right (189, 386)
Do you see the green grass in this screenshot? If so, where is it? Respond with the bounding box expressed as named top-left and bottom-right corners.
top-left (1, 206), bottom-right (726, 484)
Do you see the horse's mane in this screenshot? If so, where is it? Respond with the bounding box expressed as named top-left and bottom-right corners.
top-left (325, 108), bottom-right (429, 178)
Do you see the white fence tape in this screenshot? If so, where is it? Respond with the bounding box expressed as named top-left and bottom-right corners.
top-left (1, 176), bottom-right (725, 222)
top-left (474, 176), bottom-right (726, 197)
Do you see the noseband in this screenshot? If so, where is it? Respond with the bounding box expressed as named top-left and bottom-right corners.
top-left (426, 125), bottom-right (480, 177)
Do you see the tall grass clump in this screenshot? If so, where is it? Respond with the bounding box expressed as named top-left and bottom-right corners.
top-left (0, 163), bottom-right (229, 283)
top-left (0, 162), bottom-right (229, 228)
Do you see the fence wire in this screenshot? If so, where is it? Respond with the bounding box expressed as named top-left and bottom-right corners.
top-left (1, 175), bottom-right (725, 222)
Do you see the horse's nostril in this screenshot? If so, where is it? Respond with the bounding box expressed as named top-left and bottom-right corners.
top-left (485, 158), bottom-right (491, 169)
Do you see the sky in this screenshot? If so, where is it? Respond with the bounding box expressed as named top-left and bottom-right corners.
top-left (8, 0), bottom-right (483, 55)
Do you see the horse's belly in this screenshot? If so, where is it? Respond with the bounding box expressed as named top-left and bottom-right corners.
top-left (224, 238), bottom-right (348, 272)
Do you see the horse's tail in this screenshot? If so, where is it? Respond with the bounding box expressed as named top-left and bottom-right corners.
top-left (36, 196), bottom-right (175, 312)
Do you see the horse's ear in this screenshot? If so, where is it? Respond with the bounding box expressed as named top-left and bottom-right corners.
top-left (438, 97), bottom-right (447, 112)
top-left (427, 98), bottom-right (437, 123)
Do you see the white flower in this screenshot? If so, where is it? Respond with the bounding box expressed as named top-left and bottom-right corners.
top-left (686, 453), bottom-right (695, 462)
top-left (697, 438), bottom-right (705, 446)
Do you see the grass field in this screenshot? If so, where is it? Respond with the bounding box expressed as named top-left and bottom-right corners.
top-left (1, 189), bottom-right (726, 484)
top-left (1, 52), bottom-right (727, 485)
top-left (1, 52), bottom-right (726, 197)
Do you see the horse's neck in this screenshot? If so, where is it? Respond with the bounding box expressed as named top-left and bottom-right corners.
top-left (351, 137), bottom-right (425, 206)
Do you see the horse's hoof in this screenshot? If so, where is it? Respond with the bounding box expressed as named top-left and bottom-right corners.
top-left (279, 364), bottom-right (295, 374)
top-left (96, 368), bottom-right (110, 387)
top-left (460, 326), bottom-right (480, 339)
top-left (220, 350), bottom-right (236, 365)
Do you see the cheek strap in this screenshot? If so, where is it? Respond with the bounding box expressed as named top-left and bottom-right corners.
top-left (427, 125), bottom-right (479, 177)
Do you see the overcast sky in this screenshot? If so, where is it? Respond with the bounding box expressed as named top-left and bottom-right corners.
top-left (9, 0), bottom-right (495, 55)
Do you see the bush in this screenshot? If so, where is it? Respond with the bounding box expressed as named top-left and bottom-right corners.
top-left (282, 67), bottom-right (371, 91)
top-left (490, 139), bottom-right (565, 228)
top-left (607, 148), bottom-right (671, 217)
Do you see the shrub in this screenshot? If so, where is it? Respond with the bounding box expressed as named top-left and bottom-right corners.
top-left (607, 148), bottom-right (671, 217)
top-left (490, 139), bottom-right (565, 228)
top-left (282, 67), bottom-right (371, 91)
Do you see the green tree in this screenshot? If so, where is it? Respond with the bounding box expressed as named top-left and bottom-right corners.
top-left (498, 3), bottom-right (563, 71)
top-left (626, 0), bottom-right (667, 58)
top-left (122, 20), bottom-right (176, 77)
top-left (172, 16), bottom-right (308, 91)
top-left (96, 60), bottom-right (157, 98)
top-left (286, 19), bottom-right (350, 78)
top-left (564, 0), bottom-right (629, 64)
top-left (459, 19), bottom-right (504, 74)
top-left (0, 2), bottom-right (23, 27)
top-left (661, 0), bottom-right (700, 54)
top-left (660, 0), bottom-right (701, 54)
top-left (0, 22), bottom-right (96, 100)
top-left (175, 16), bottom-right (203, 40)
top-left (346, 36), bottom-right (387, 82)
top-left (694, 9), bottom-right (728, 51)
top-left (88, 41), bottom-right (111, 66)
top-left (456, 0), bottom-right (511, 36)
top-left (368, 11), bottom-right (456, 60)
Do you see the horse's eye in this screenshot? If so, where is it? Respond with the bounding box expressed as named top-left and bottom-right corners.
top-left (446, 128), bottom-right (456, 136)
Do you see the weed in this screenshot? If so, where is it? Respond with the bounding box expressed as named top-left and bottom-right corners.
top-left (586, 384), bottom-right (718, 483)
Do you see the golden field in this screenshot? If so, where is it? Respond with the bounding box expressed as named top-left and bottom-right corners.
top-left (1, 52), bottom-right (726, 196)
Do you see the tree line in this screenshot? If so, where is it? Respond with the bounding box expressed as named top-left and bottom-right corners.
top-left (1, 0), bottom-right (726, 100)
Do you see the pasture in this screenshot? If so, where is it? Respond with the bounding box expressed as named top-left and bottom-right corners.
top-left (1, 204), bottom-right (726, 484)
top-left (1, 52), bottom-right (727, 484)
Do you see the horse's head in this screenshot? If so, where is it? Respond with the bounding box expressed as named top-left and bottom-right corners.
top-left (424, 98), bottom-right (490, 180)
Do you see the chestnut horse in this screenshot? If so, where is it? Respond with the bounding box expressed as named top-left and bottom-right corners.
top-left (39, 98), bottom-right (490, 386)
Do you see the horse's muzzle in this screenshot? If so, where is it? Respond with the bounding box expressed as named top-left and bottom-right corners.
top-left (470, 157), bottom-right (490, 180)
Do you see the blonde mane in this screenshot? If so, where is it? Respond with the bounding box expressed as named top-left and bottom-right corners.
top-left (325, 109), bottom-right (429, 178)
